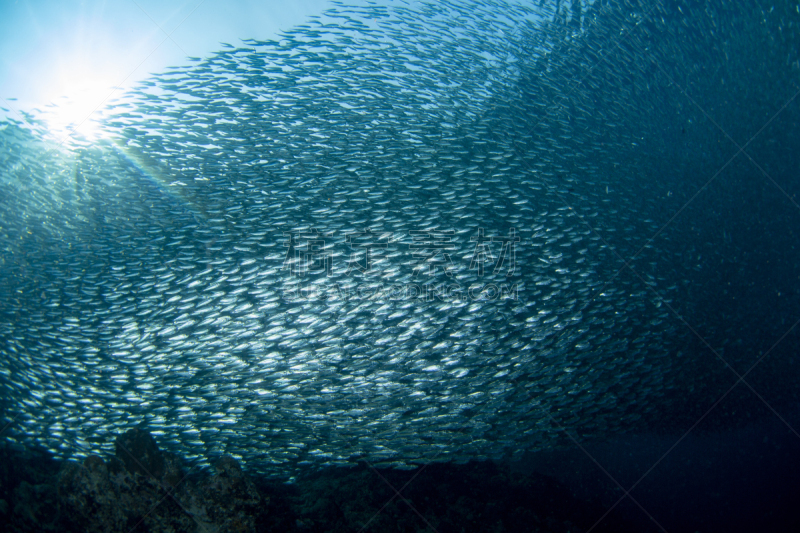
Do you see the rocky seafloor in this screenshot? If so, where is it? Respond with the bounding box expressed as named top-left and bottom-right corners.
top-left (0, 428), bottom-right (639, 532)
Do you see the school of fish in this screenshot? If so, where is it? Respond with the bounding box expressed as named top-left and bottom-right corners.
top-left (1, 0), bottom-right (797, 476)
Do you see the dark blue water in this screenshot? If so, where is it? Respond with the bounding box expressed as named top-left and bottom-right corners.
top-left (1, 0), bottom-right (799, 531)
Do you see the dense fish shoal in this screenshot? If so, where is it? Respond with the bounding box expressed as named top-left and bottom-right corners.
top-left (1, 0), bottom-right (799, 477)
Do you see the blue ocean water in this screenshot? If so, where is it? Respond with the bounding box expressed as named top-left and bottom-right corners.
top-left (1, 0), bottom-right (799, 531)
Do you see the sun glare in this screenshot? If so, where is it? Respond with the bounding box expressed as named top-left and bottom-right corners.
top-left (42, 77), bottom-right (116, 142)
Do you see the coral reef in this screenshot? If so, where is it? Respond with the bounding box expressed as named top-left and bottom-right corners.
top-left (0, 429), bottom-right (638, 532)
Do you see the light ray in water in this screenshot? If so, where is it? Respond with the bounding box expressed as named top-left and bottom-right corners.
top-left (100, 136), bottom-right (208, 224)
